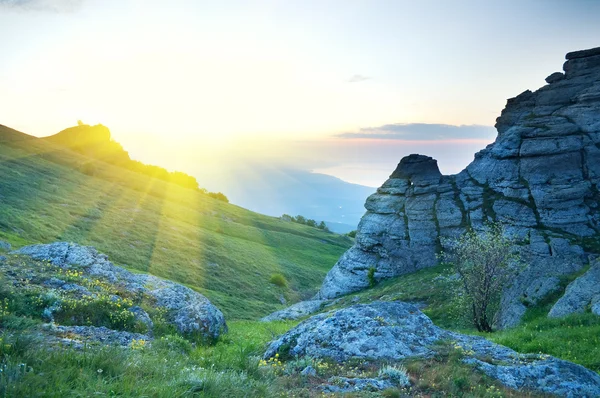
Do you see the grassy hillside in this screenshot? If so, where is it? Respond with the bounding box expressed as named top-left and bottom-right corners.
top-left (0, 124), bottom-right (352, 319)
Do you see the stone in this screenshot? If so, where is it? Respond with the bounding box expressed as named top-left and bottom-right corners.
top-left (264, 302), bottom-right (600, 397)
top-left (316, 47), bottom-right (600, 326)
top-left (48, 324), bottom-right (150, 348)
top-left (264, 302), bottom-right (442, 362)
top-left (260, 300), bottom-right (326, 322)
top-left (0, 241), bottom-right (11, 251)
top-left (545, 71), bottom-right (565, 84)
top-left (549, 262), bottom-right (600, 318)
top-left (129, 306), bottom-right (154, 331)
top-left (566, 46), bottom-right (600, 60)
top-left (389, 154), bottom-right (442, 184)
top-left (15, 242), bottom-right (227, 340)
top-left (300, 366), bottom-right (316, 377)
top-left (322, 376), bottom-right (393, 393)
top-left (592, 297), bottom-right (600, 316)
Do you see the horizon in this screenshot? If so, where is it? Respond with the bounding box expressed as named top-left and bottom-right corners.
top-left (1, 0), bottom-right (600, 186)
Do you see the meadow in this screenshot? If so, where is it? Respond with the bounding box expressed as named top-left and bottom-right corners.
top-left (0, 125), bottom-right (351, 320)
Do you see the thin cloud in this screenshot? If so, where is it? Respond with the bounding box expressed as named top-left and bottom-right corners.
top-left (336, 123), bottom-right (497, 141)
top-left (347, 74), bottom-right (370, 83)
top-left (0, 0), bottom-right (83, 12)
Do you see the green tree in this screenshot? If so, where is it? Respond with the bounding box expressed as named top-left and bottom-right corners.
top-left (295, 215), bottom-right (306, 224)
top-left (441, 223), bottom-right (522, 332)
top-left (317, 221), bottom-right (329, 231)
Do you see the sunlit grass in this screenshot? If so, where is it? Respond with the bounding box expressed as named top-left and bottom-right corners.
top-left (0, 125), bottom-right (352, 320)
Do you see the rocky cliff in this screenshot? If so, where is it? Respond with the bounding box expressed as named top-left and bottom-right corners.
top-left (318, 47), bottom-right (600, 328)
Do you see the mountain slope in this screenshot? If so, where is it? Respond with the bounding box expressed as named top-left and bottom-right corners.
top-left (0, 124), bottom-right (352, 319)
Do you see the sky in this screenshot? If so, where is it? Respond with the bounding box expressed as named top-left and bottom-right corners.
top-left (1, 0), bottom-right (599, 186)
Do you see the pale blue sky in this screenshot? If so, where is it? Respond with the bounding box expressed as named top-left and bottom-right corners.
top-left (1, 0), bottom-right (599, 185)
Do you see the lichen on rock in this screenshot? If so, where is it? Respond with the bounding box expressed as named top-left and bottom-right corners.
top-left (14, 242), bottom-right (227, 340)
top-left (264, 302), bottom-right (600, 397)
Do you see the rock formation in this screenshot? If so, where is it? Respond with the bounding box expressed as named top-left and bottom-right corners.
top-left (549, 260), bottom-right (600, 317)
top-left (317, 47), bottom-right (600, 328)
top-left (264, 302), bottom-right (600, 397)
top-left (14, 242), bottom-right (228, 340)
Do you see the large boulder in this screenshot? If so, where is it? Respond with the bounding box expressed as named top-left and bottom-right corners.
top-left (15, 242), bottom-right (227, 340)
top-left (549, 261), bottom-right (600, 318)
top-left (265, 302), bottom-right (600, 397)
top-left (316, 47), bottom-right (600, 327)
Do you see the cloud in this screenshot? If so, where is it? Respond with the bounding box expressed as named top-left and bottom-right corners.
top-left (0, 0), bottom-right (83, 12)
top-left (347, 74), bottom-right (370, 83)
top-left (336, 123), bottom-right (497, 141)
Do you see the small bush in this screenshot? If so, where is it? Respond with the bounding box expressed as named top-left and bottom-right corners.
top-left (269, 273), bottom-right (287, 288)
top-left (379, 365), bottom-right (410, 387)
top-left (368, 267), bottom-right (377, 288)
top-left (54, 295), bottom-right (146, 333)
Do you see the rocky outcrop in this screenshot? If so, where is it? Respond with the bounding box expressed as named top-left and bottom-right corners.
top-left (264, 302), bottom-right (600, 397)
top-left (317, 47), bottom-right (600, 327)
top-left (549, 261), bottom-right (600, 317)
top-left (260, 299), bottom-right (326, 322)
top-left (14, 242), bottom-right (227, 340)
top-left (47, 324), bottom-right (150, 348)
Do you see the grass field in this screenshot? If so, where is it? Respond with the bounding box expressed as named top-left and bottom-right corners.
top-left (0, 124), bottom-right (352, 320)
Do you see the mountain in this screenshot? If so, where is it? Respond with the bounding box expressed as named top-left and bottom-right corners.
top-left (0, 123), bottom-right (352, 319)
top-left (193, 164), bottom-right (375, 233)
top-left (317, 46), bottom-right (600, 329)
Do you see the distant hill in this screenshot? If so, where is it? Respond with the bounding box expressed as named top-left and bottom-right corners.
top-left (194, 165), bottom-right (375, 233)
top-left (43, 123), bottom-right (220, 196)
top-left (0, 123), bottom-right (352, 319)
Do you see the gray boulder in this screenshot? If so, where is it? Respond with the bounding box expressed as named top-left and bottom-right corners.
top-left (264, 302), bottom-right (600, 397)
top-left (15, 242), bottom-right (227, 340)
top-left (549, 261), bottom-right (600, 318)
top-left (260, 299), bottom-right (326, 322)
top-left (316, 47), bottom-right (600, 327)
top-left (322, 376), bottom-right (393, 393)
top-left (264, 301), bottom-right (441, 361)
top-left (0, 240), bottom-right (11, 251)
top-left (48, 324), bottom-right (149, 348)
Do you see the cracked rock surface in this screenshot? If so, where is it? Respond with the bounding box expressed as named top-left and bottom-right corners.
top-left (317, 47), bottom-right (600, 328)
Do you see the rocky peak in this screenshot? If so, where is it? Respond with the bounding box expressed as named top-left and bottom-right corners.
top-left (389, 154), bottom-right (442, 184)
top-left (317, 47), bottom-right (600, 328)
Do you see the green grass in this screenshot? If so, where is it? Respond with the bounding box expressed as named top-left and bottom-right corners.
top-left (0, 319), bottom-right (297, 397)
top-left (0, 316), bottom-right (541, 397)
top-left (0, 124), bottom-right (352, 320)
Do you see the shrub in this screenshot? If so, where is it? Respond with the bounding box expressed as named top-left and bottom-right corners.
top-left (269, 273), bottom-right (287, 288)
top-left (207, 192), bottom-right (229, 203)
top-left (379, 365), bottom-right (410, 387)
top-left (440, 223), bottom-right (522, 332)
top-left (367, 267), bottom-right (377, 288)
